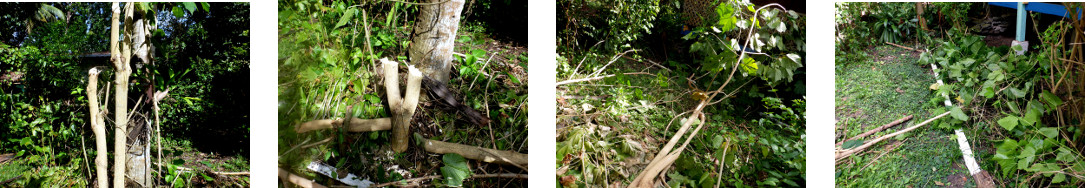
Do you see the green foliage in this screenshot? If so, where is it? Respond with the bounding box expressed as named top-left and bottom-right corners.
top-left (835, 3), bottom-right (918, 52)
top-left (558, 0), bottom-right (661, 52)
top-left (919, 26), bottom-right (1085, 185)
top-left (440, 153), bottom-right (473, 187)
top-left (557, 1), bottom-right (805, 187)
top-left (930, 2), bottom-right (970, 33)
top-left (0, 2), bottom-right (249, 186)
top-left (687, 1), bottom-right (805, 87)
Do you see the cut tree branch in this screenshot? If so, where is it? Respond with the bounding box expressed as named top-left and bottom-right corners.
top-left (87, 68), bottom-right (108, 188)
top-left (836, 115), bottom-right (913, 146)
top-left (278, 168), bottom-right (327, 188)
top-left (414, 133), bottom-right (528, 170)
top-left (835, 111), bottom-right (951, 161)
top-left (295, 117), bottom-right (392, 133)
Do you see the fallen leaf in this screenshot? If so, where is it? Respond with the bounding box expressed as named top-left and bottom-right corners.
top-left (935, 181), bottom-right (944, 186)
top-left (895, 87), bottom-right (904, 94)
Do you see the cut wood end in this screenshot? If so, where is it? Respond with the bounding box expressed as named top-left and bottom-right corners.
top-left (89, 67), bottom-right (101, 75)
top-left (407, 65), bottom-right (422, 76)
top-left (380, 58), bottom-right (396, 66)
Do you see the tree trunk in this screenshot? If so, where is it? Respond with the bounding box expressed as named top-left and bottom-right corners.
top-left (87, 68), bottom-right (108, 188)
top-left (108, 3), bottom-right (129, 187)
top-left (409, 0), bottom-right (466, 84)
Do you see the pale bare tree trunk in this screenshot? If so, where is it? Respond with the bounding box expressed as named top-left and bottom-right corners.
top-left (107, 2), bottom-right (136, 186)
top-left (409, 0), bottom-right (466, 84)
top-left (87, 68), bottom-right (108, 188)
top-left (108, 3), bottom-right (128, 187)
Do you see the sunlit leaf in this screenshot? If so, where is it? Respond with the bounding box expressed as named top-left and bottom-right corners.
top-left (183, 2), bottom-right (197, 13)
top-left (949, 107), bottom-right (968, 121)
top-left (997, 116), bottom-right (1018, 131)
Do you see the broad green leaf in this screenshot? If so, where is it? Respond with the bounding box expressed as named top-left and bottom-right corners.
top-left (200, 2), bottom-right (211, 12)
top-left (441, 166), bottom-right (468, 187)
top-left (841, 140), bottom-right (863, 149)
top-left (997, 116), bottom-right (1018, 131)
top-left (440, 153), bottom-right (473, 187)
top-left (1039, 127), bottom-right (1058, 139)
top-left (998, 138), bottom-right (1015, 153)
top-left (183, 2), bottom-right (197, 13)
top-left (335, 8), bottom-right (357, 28)
top-left (1021, 108), bottom-right (1040, 126)
top-left (950, 107), bottom-right (968, 121)
top-left (1006, 87), bottom-right (1026, 98)
top-left (712, 135), bottom-right (724, 147)
top-left (1056, 147), bottom-right (1073, 162)
top-left (1040, 90), bottom-right (1064, 107)
top-left (1019, 146), bottom-right (1035, 158)
top-left (172, 7), bottom-right (184, 18)
top-left (1053, 173), bottom-right (1066, 183)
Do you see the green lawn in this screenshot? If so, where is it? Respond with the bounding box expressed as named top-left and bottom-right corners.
top-left (836, 45), bottom-right (986, 187)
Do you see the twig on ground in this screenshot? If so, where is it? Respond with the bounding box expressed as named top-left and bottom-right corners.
top-left (556, 72), bottom-right (651, 86)
top-left (886, 42), bottom-right (923, 52)
top-left (589, 49), bottom-right (639, 78)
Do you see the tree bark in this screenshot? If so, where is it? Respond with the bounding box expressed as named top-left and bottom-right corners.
top-left (87, 68), bottom-right (108, 188)
top-left (409, 0), bottom-right (465, 84)
top-left (124, 3), bottom-right (154, 186)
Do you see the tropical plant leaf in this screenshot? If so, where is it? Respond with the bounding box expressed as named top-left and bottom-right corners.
top-left (183, 2), bottom-right (197, 13)
top-left (949, 107), bottom-right (968, 121)
top-left (173, 7), bottom-right (185, 18)
top-left (1040, 90), bottom-right (1063, 108)
top-left (997, 116), bottom-right (1018, 131)
top-left (841, 139), bottom-right (864, 149)
top-left (335, 8), bottom-right (357, 28)
top-left (441, 153), bottom-right (471, 187)
top-left (1038, 127), bottom-right (1058, 139)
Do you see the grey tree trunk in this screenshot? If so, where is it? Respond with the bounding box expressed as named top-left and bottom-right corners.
top-left (124, 3), bottom-right (155, 187)
top-left (409, 0), bottom-right (466, 84)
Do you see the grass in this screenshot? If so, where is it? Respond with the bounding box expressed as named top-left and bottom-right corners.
top-left (835, 44), bottom-right (997, 187)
